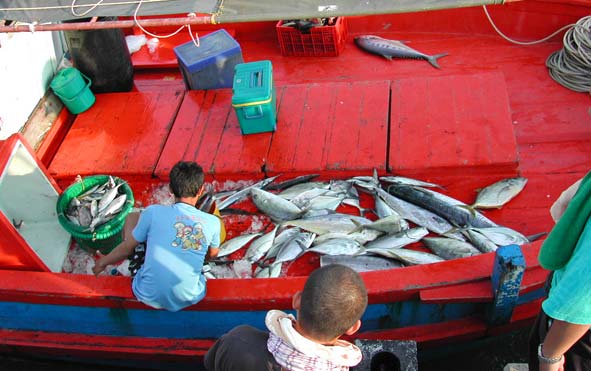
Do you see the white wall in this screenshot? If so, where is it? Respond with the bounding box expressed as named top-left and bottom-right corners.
top-left (0, 30), bottom-right (63, 140)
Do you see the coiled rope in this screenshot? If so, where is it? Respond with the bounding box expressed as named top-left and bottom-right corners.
top-left (483, 6), bottom-right (591, 94)
top-left (546, 16), bottom-right (591, 94)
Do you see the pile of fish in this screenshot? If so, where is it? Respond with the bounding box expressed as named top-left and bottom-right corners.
top-left (64, 176), bottom-right (128, 232)
top-left (201, 173), bottom-right (533, 279)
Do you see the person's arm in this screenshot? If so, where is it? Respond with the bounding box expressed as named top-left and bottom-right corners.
top-left (206, 216), bottom-right (223, 260)
top-left (550, 178), bottom-right (583, 222)
top-left (538, 319), bottom-right (591, 371)
top-left (207, 246), bottom-right (219, 260)
top-left (92, 237), bottom-right (139, 276)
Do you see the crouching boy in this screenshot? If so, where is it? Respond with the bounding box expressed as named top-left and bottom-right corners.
top-left (92, 161), bottom-right (221, 312)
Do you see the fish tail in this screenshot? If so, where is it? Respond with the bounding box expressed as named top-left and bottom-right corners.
top-left (427, 53), bottom-right (449, 69)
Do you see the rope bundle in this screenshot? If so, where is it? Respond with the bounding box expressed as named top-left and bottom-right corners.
top-left (546, 16), bottom-right (591, 94)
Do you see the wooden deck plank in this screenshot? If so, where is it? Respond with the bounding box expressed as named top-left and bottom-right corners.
top-left (267, 81), bottom-right (389, 177)
top-left (518, 141), bottom-right (591, 175)
top-left (211, 106), bottom-right (272, 179)
top-left (156, 88), bottom-right (272, 181)
top-left (389, 72), bottom-right (518, 177)
top-left (48, 91), bottom-right (183, 179)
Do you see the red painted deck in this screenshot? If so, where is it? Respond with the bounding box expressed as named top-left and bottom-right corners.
top-left (46, 4), bottom-right (590, 202)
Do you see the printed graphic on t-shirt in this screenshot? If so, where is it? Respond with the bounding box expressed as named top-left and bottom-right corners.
top-left (172, 222), bottom-right (206, 250)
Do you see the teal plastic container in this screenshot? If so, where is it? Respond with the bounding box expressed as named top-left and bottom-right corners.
top-left (232, 60), bottom-right (277, 135)
top-left (50, 67), bottom-right (96, 114)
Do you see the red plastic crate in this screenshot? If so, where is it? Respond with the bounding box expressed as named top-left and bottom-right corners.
top-left (276, 17), bottom-right (347, 57)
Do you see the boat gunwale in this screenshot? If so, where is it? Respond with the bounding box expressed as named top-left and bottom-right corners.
top-left (0, 242), bottom-right (544, 310)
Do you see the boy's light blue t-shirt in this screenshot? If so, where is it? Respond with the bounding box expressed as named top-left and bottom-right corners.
top-left (543, 218), bottom-right (591, 324)
top-left (131, 203), bottom-right (221, 312)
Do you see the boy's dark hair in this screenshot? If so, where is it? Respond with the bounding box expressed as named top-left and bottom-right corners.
top-left (169, 161), bottom-right (204, 198)
top-left (298, 264), bottom-right (368, 342)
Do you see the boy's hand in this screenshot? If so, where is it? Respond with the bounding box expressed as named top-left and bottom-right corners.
top-left (92, 258), bottom-right (107, 277)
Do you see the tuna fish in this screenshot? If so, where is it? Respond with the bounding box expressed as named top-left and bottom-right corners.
top-left (354, 35), bottom-right (448, 69)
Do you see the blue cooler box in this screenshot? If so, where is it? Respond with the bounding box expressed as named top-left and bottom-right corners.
top-left (174, 29), bottom-right (243, 90)
top-left (232, 60), bottom-right (277, 135)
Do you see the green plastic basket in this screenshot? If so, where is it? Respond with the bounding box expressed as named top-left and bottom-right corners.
top-left (56, 175), bottom-right (134, 254)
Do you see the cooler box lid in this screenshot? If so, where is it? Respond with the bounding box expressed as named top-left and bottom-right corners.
top-left (174, 29), bottom-right (242, 73)
top-left (232, 60), bottom-right (273, 107)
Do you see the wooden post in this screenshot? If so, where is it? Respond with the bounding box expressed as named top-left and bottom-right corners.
top-left (487, 244), bottom-right (525, 325)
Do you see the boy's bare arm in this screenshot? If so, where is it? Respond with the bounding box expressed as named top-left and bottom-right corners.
top-left (207, 246), bottom-right (219, 260)
top-left (92, 237), bottom-right (139, 276)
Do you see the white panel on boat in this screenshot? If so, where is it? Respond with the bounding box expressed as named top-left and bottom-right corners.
top-left (0, 140), bottom-right (70, 272)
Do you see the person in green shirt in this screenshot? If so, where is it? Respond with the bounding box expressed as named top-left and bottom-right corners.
top-left (529, 172), bottom-right (591, 371)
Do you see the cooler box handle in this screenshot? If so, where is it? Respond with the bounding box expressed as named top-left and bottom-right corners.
top-left (242, 105), bottom-right (264, 119)
top-left (251, 70), bottom-right (263, 87)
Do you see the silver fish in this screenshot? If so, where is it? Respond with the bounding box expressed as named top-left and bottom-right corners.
top-left (90, 199), bottom-right (98, 218)
top-left (354, 35), bottom-right (448, 69)
top-left (303, 195), bottom-right (344, 211)
top-left (265, 227), bottom-right (301, 260)
top-left (313, 229), bottom-right (382, 246)
top-left (78, 206), bottom-right (93, 227)
top-left (251, 188), bottom-right (304, 221)
top-left (330, 180), bottom-right (359, 198)
top-left (284, 213), bottom-right (372, 235)
top-left (98, 182), bottom-right (124, 213)
top-left (217, 233), bottom-right (262, 258)
top-left (255, 263), bottom-right (282, 278)
top-left (320, 254), bottom-right (403, 272)
top-left (462, 229), bottom-right (498, 253)
top-left (308, 238), bottom-right (364, 256)
top-left (274, 232), bottom-right (315, 264)
top-left (471, 177), bottom-right (528, 209)
top-left (265, 174), bottom-right (320, 191)
top-left (244, 226), bottom-right (278, 263)
top-left (101, 194), bottom-right (127, 217)
top-left (365, 227), bottom-right (428, 251)
top-left (341, 197), bottom-right (370, 216)
top-left (374, 194), bottom-right (397, 219)
top-left (350, 214), bottom-right (409, 234)
top-left (422, 237), bottom-right (481, 260)
top-left (269, 262), bottom-right (283, 278)
top-left (380, 176), bottom-right (445, 190)
top-left (277, 182), bottom-right (330, 200)
top-left (290, 188), bottom-right (330, 208)
top-left (217, 176), bottom-right (279, 210)
top-left (371, 248), bottom-right (445, 265)
top-left (88, 213), bottom-right (116, 232)
top-left (467, 227), bottom-right (529, 246)
top-left (373, 187), bottom-right (459, 237)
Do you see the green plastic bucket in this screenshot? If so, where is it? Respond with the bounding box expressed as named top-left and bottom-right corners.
top-left (50, 67), bottom-right (96, 114)
top-left (56, 175), bottom-right (134, 254)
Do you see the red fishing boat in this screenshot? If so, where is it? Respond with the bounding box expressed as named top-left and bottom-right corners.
top-left (0, 0), bottom-right (589, 368)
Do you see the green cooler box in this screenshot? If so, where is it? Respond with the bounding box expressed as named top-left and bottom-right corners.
top-left (232, 60), bottom-right (277, 135)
